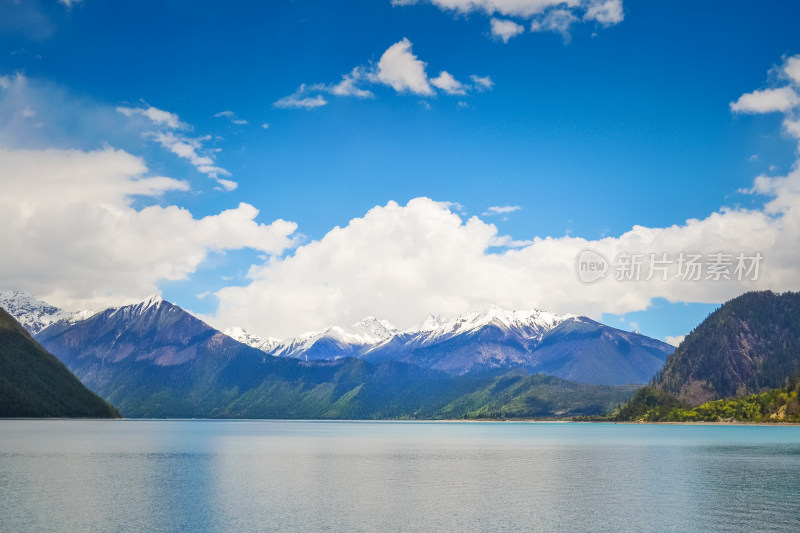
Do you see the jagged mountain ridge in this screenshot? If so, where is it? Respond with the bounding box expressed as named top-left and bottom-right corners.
top-left (270, 316), bottom-right (398, 360)
top-left (33, 295), bottom-right (279, 416)
top-left (233, 305), bottom-right (673, 384)
top-left (223, 327), bottom-right (281, 353)
top-left (0, 290), bottom-right (94, 335)
top-left (27, 295), bottom-right (636, 418)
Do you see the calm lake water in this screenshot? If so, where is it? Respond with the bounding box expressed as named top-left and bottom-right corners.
top-left (1, 420), bottom-right (799, 532)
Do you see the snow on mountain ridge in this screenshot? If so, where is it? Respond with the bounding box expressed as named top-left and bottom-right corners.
top-left (405, 305), bottom-right (571, 342)
top-left (223, 327), bottom-right (281, 352)
top-left (270, 316), bottom-right (399, 358)
top-left (0, 290), bottom-right (94, 335)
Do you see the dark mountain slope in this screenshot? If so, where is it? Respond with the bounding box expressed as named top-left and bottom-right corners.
top-left (0, 307), bottom-right (119, 418)
top-left (655, 290), bottom-right (800, 405)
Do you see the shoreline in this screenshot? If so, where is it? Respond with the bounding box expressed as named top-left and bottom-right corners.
top-left (2, 417), bottom-right (798, 426)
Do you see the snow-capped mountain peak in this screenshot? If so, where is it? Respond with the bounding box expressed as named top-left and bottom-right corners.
top-left (223, 327), bottom-right (281, 352)
top-left (267, 316), bottom-right (398, 359)
top-left (0, 290), bottom-right (93, 335)
top-left (411, 313), bottom-right (447, 333)
top-left (136, 294), bottom-right (165, 311)
top-left (405, 305), bottom-right (569, 342)
top-left (350, 316), bottom-right (398, 342)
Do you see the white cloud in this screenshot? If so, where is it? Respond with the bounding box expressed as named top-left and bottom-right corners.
top-left (0, 147), bottom-right (297, 311)
top-left (531, 9), bottom-right (578, 41)
top-left (328, 67), bottom-right (375, 98)
top-left (0, 76), bottom-right (10, 89)
top-left (58, 0), bottom-right (83, 8)
top-left (117, 105), bottom-right (186, 129)
top-left (784, 55), bottom-right (800, 84)
top-left (397, 0), bottom-right (624, 40)
top-left (116, 105), bottom-right (234, 188)
top-left (373, 38), bottom-right (434, 95)
top-left (730, 56), bottom-right (800, 152)
top-left (730, 87), bottom-right (799, 114)
top-left (664, 335), bottom-right (686, 347)
top-left (411, 0), bottom-right (582, 18)
top-left (261, 123), bottom-right (270, 129)
top-left (210, 56), bottom-right (800, 339)
top-left (274, 88), bottom-right (328, 109)
top-left (275, 39), bottom-right (491, 108)
top-left (470, 75), bottom-right (494, 90)
top-left (490, 18), bottom-right (525, 43)
top-left (214, 110), bottom-right (248, 125)
top-left (430, 71), bottom-right (467, 95)
top-left (584, 0), bottom-right (624, 25)
top-left (151, 130), bottom-right (233, 188)
top-left (2, 73), bottom-right (227, 186)
top-left (214, 178), bottom-right (238, 192)
top-left (211, 172), bottom-right (800, 339)
top-left (484, 205), bottom-right (522, 215)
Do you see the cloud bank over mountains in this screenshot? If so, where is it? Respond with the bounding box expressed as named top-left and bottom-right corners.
top-left (2, 37), bottom-right (799, 339)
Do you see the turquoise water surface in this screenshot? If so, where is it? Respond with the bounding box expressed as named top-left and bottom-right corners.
top-left (1, 420), bottom-right (799, 532)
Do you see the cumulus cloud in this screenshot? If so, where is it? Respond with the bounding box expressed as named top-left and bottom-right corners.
top-left (274, 39), bottom-right (489, 108)
top-left (784, 56), bottom-right (800, 84)
top-left (373, 38), bottom-right (434, 95)
top-left (491, 18), bottom-right (525, 43)
top-left (211, 57), bottom-right (800, 339)
top-left (730, 87), bottom-right (799, 114)
top-left (584, 0), bottom-right (624, 25)
top-left (430, 71), bottom-right (466, 95)
top-left (329, 67), bottom-right (375, 98)
top-left (212, 175), bottom-right (799, 339)
top-left (396, 0), bottom-right (624, 41)
top-left (0, 147), bottom-right (297, 311)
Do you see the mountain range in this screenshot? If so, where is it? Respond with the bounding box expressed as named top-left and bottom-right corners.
top-left (226, 305), bottom-right (673, 384)
top-left (0, 290), bottom-right (93, 335)
top-left (1, 290), bottom-right (673, 417)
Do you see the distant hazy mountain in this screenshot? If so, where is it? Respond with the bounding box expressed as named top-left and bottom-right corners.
top-left (240, 306), bottom-right (672, 385)
top-left (0, 306), bottom-right (118, 418)
top-left (0, 290), bottom-right (93, 335)
top-left (653, 290), bottom-right (800, 405)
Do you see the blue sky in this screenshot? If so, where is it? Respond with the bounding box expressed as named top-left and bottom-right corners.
top-left (1, 0), bottom-right (800, 342)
